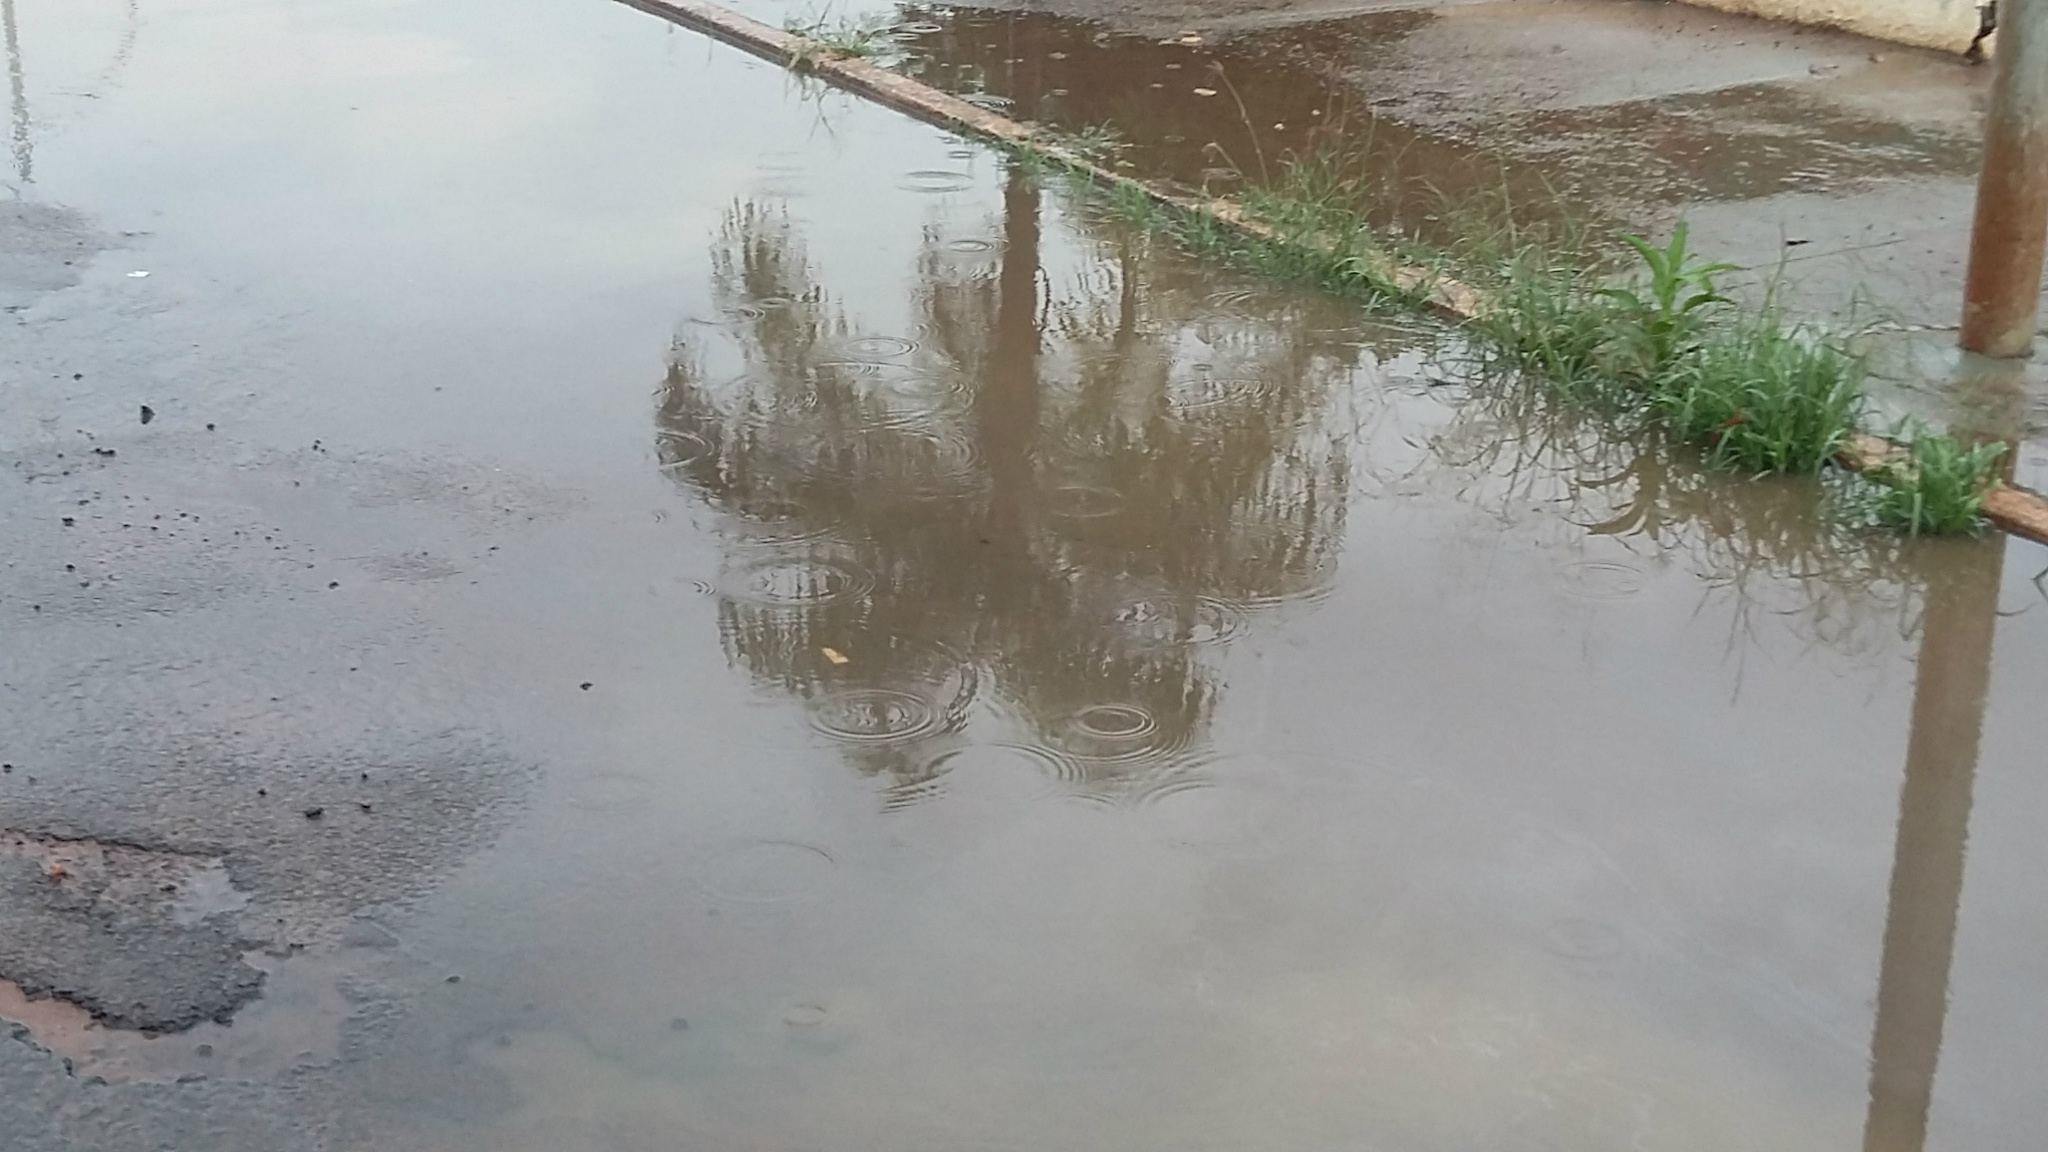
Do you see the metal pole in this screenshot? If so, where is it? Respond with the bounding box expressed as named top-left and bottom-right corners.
top-left (1962, 0), bottom-right (2048, 357)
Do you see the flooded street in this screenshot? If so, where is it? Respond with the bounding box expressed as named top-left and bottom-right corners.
top-left (3, 0), bottom-right (2047, 1148)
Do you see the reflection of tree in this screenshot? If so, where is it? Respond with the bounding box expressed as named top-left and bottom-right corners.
top-left (658, 171), bottom-right (1373, 804)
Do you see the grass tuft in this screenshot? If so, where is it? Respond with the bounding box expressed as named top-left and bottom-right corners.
top-left (1854, 433), bottom-right (2007, 536)
top-left (1651, 313), bottom-right (1861, 475)
top-left (1474, 254), bottom-right (1616, 400)
top-left (783, 14), bottom-right (887, 65)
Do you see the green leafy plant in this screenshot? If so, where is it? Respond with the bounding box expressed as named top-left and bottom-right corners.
top-left (1477, 253), bottom-right (1617, 400)
top-left (1653, 313), bottom-right (1862, 474)
top-left (1856, 433), bottom-right (2007, 536)
top-left (1598, 224), bottom-right (1735, 381)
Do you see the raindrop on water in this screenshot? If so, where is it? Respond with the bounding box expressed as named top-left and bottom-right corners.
top-left (1562, 561), bottom-right (1645, 600)
top-left (810, 688), bottom-right (942, 744)
top-left (720, 557), bottom-right (874, 607)
top-left (1045, 485), bottom-right (1125, 520)
top-left (699, 841), bottom-right (836, 903)
top-left (784, 1003), bottom-right (830, 1026)
top-left (899, 170), bottom-right (976, 193)
top-left (847, 335), bottom-right (918, 358)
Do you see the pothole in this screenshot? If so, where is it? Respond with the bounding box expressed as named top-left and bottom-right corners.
top-left (0, 948), bottom-right (357, 1084)
top-left (0, 830), bottom-right (265, 1035)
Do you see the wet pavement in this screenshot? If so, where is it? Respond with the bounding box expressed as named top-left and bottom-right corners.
top-left (708, 0), bottom-right (2048, 474)
top-left (4, 0), bottom-right (2048, 1148)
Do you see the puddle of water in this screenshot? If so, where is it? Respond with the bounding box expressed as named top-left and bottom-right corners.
top-left (5, 0), bottom-right (2048, 1150)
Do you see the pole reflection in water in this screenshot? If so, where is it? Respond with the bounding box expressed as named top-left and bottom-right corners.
top-left (656, 161), bottom-right (1380, 806)
top-left (1862, 533), bottom-right (2008, 1152)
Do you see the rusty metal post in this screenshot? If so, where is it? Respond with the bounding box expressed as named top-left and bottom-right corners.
top-left (1962, 0), bottom-right (2048, 356)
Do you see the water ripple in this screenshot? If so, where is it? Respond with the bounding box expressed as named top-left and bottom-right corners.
top-left (810, 687), bottom-right (942, 744)
top-left (899, 170), bottom-right (975, 194)
top-left (719, 556), bottom-right (873, 607)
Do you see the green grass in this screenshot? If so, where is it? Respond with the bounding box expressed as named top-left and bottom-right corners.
top-left (1854, 433), bottom-right (2007, 536)
top-left (1473, 254), bottom-right (1616, 400)
top-left (1060, 123), bottom-right (1127, 167)
top-left (1651, 313), bottom-right (1862, 475)
top-left (1450, 225), bottom-right (2004, 532)
top-left (783, 14), bottom-right (887, 64)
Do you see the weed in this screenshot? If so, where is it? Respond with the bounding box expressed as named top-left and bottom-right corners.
top-left (1652, 313), bottom-right (1861, 474)
top-left (1853, 432), bottom-right (2007, 536)
top-left (784, 13), bottom-right (887, 65)
top-left (1597, 224), bottom-right (1735, 381)
top-left (1108, 179), bottom-right (1155, 224)
top-left (1180, 206), bottom-right (1230, 256)
top-left (1011, 141), bottom-right (1054, 180)
top-left (1476, 254), bottom-right (1617, 401)
top-left (1060, 123), bottom-right (1126, 166)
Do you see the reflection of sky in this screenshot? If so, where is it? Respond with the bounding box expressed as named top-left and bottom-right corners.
top-left (13, 0), bottom-right (1010, 466)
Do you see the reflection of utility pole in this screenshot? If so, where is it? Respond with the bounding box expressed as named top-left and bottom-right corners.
top-left (977, 164), bottom-right (1041, 556)
top-left (2, 0), bottom-right (29, 184)
top-left (1961, 0), bottom-right (2048, 355)
top-left (1862, 533), bottom-right (2007, 1152)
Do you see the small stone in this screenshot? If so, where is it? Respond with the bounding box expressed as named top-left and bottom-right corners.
top-left (446, 974), bottom-right (462, 984)
top-left (303, 806), bottom-right (324, 820)
top-left (140, 405), bottom-right (154, 424)
top-left (580, 682), bottom-right (593, 690)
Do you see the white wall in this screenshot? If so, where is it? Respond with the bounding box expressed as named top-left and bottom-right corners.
top-left (1683, 0), bottom-right (1987, 53)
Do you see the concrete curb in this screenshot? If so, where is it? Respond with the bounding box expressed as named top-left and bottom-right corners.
top-left (616, 0), bottom-right (2048, 548)
top-left (1677, 0), bottom-right (1985, 57)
